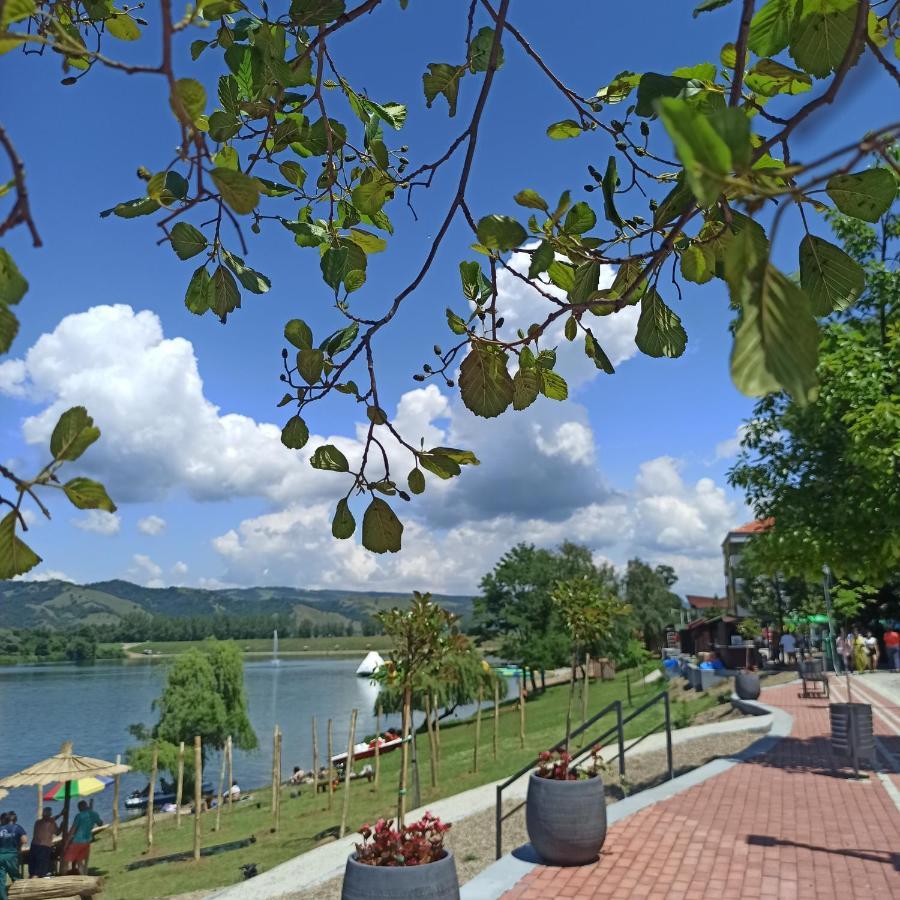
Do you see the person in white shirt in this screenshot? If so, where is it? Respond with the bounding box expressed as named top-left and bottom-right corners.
top-left (864, 631), bottom-right (879, 672)
top-left (779, 631), bottom-right (798, 664)
top-left (229, 781), bottom-right (241, 801)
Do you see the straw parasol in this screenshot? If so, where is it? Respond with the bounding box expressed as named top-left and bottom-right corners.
top-left (0, 742), bottom-right (129, 853)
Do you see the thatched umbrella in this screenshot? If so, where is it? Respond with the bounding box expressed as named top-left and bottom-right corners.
top-left (0, 742), bottom-right (129, 857)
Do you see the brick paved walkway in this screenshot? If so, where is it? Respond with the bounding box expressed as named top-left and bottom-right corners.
top-left (502, 681), bottom-right (900, 900)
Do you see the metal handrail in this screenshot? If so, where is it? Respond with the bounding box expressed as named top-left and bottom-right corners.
top-left (494, 687), bottom-right (673, 859)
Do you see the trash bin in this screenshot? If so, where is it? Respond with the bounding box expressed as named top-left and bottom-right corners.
top-left (830, 702), bottom-right (874, 768)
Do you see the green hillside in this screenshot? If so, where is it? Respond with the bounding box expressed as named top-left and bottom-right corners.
top-left (0, 579), bottom-right (472, 631)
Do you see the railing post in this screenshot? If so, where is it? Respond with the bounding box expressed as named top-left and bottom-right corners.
top-left (664, 692), bottom-right (674, 781)
top-left (615, 700), bottom-right (625, 777)
top-left (495, 784), bottom-right (503, 860)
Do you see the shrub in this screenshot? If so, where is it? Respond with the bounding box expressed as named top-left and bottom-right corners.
top-left (535, 745), bottom-right (609, 781)
top-left (354, 812), bottom-right (451, 866)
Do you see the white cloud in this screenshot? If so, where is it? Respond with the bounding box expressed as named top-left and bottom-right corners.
top-left (713, 425), bottom-right (749, 461)
top-left (137, 515), bottom-right (166, 536)
top-left (73, 510), bottom-right (121, 535)
top-left (172, 561), bottom-right (189, 576)
top-left (0, 359), bottom-right (27, 397)
top-left (130, 553), bottom-right (163, 588)
top-left (14, 568), bottom-right (72, 582)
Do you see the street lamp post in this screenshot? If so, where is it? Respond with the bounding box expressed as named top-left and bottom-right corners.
top-left (822, 564), bottom-right (839, 675)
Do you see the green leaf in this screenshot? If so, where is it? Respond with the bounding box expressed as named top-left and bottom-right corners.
top-left (446, 308), bottom-right (468, 335)
top-left (468, 26), bottom-right (504, 72)
top-left (184, 265), bottom-right (211, 315)
top-left (211, 167), bottom-right (260, 215)
top-left (289, 0), bottom-right (345, 24)
top-left (106, 12), bottom-right (140, 39)
top-left (611, 259), bottom-right (647, 304)
top-left (528, 241), bottom-right (554, 278)
top-left (419, 453), bottom-right (460, 479)
top-left (584, 330), bottom-right (615, 374)
top-left (539, 369), bottom-right (568, 401)
top-left (563, 201), bottom-right (596, 235)
top-left (351, 170), bottom-right (395, 216)
top-left (657, 97), bottom-right (731, 206)
top-left (635, 72), bottom-right (689, 117)
top-left (571, 261), bottom-right (602, 304)
top-left (279, 161), bottom-right (307, 188)
top-left (654, 176), bottom-right (694, 227)
top-left (208, 111), bottom-right (241, 142)
top-left (546, 119), bottom-right (582, 139)
top-left (825, 168), bottom-right (897, 223)
top-left (726, 227), bottom-right (819, 401)
top-left (50, 406), bottom-right (100, 461)
top-left (191, 39), bottom-right (210, 60)
top-left (514, 189), bottom-right (548, 211)
top-left (798, 234), bottom-right (865, 314)
top-left (0, 512), bottom-right (41, 580)
top-left (331, 498), bottom-right (356, 539)
top-left (169, 78), bottom-right (206, 126)
top-left (361, 497), bottom-right (403, 553)
top-left (222, 249), bottom-right (271, 294)
top-left (745, 59), bottom-right (812, 96)
top-left (347, 228), bottom-right (387, 254)
top-left (692, 0), bottom-right (734, 15)
top-left (281, 415), bottom-right (309, 449)
top-left (0, 306), bottom-right (18, 354)
top-left (322, 322), bottom-right (359, 356)
top-left (63, 477), bottom-right (116, 512)
top-left (297, 348), bottom-right (325, 385)
top-left (459, 344), bottom-right (514, 418)
top-left (636, 289), bottom-right (687, 358)
top-left (749, 0), bottom-right (799, 56)
top-left (284, 318), bottom-right (313, 350)
top-left (107, 197), bottom-right (161, 219)
top-left (431, 446), bottom-right (480, 466)
top-left (209, 264), bottom-right (241, 320)
top-left (170, 222), bottom-right (208, 260)
top-left (147, 170), bottom-right (189, 206)
top-left (547, 261), bottom-right (575, 293)
top-left (789, 0), bottom-right (859, 78)
top-left (680, 244), bottom-right (715, 284)
top-left (422, 62), bottom-right (464, 117)
top-left (593, 71), bottom-right (641, 104)
top-left (0, 248), bottom-right (28, 306)
top-left (310, 444), bottom-right (350, 472)
top-left (1, 0), bottom-right (36, 25)
top-left (512, 367), bottom-right (540, 410)
top-left (407, 468), bottom-right (425, 495)
top-left (476, 215), bottom-right (526, 252)
top-left (601, 156), bottom-right (623, 228)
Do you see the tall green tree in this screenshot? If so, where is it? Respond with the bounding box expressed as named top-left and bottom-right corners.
top-left (729, 207), bottom-right (900, 588)
top-left (3, 0), bottom-right (898, 574)
top-left (623, 559), bottom-right (681, 649)
top-left (473, 542), bottom-right (617, 686)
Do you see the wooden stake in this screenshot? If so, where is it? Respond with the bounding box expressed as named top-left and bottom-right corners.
top-left (432, 691), bottom-right (441, 764)
top-left (327, 718), bottom-right (334, 810)
top-left (424, 693), bottom-right (437, 788)
top-left (374, 704), bottom-right (382, 789)
top-left (473, 686), bottom-right (483, 773)
top-left (226, 736), bottom-right (233, 812)
top-left (312, 717), bottom-right (319, 800)
top-left (175, 741), bottom-right (184, 828)
top-left (271, 724), bottom-right (279, 815)
top-left (215, 738), bottom-right (227, 832)
top-left (274, 729), bottom-right (282, 834)
top-left (519, 676), bottom-right (526, 748)
top-left (493, 679), bottom-right (500, 760)
top-left (146, 743), bottom-right (157, 848)
top-left (582, 652), bottom-right (590, 725)
top-left (338, 709), bottom-right (358, 838)
top-left (193, 736), bottom-right (202, 862)
top-left (112, 755), bottom-right (121, 851)
top-left (397, 688), bottom-right (411, 825)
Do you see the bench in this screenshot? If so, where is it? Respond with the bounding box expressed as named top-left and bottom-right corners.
top-left (798, 658), bottom-right (829, 698)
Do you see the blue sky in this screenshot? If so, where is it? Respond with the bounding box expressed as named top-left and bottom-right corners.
top-left (1, 1), bottom-right (891, 596)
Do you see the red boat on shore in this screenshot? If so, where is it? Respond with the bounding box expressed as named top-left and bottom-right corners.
top-left (330, 733), bottom-right (409, 767)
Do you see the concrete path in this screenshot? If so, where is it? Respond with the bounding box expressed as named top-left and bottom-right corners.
top-left (209, 704), bottom-right (773, 899)
top-left (481, 678), bottom-right (900, 900)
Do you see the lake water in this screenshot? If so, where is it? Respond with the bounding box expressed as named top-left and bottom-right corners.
top-left (0, 657), bottom-right (501, 822)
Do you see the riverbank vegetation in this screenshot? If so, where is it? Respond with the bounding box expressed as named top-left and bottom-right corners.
top-left (89, 668), bottom-right (711, 900)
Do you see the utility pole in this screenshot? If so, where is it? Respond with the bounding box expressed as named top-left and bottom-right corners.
top-left (822, 564), bottom-right (839, 675)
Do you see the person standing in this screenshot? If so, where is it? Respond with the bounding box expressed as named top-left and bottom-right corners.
top-left (853, 631), bottom-right (868, 673)
top-left (0, 812), bottom-right (26, 900)
top-left (63, 801), bottom-right (101, 875)
top-left (885, 625), bottom-right (900, 673)
top-left (864, 631), bottom-right (879, 672)
top-left (779, 631), bottom-right (798, 665)
top-left (30, 808), bottom-right (60, 878)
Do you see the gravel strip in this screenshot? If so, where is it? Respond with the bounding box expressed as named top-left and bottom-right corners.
top-left (282, 728), bottom-right (762, 900)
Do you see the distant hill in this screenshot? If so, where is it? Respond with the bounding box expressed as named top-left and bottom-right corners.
top-left (0, 579), bottom-right (473, 632)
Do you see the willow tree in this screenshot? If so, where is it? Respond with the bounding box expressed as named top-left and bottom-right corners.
top-left (2, 0), bottom-right (899, 575)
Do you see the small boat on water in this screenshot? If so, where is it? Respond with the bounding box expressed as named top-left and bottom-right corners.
top-left (355, 651), bottom-right (385, 677)
top-left (125, 781), bottom-right (214, 810)
top-left (331, 734), bottom-right (409, 767)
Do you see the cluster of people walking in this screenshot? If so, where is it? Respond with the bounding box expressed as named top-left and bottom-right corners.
top-left (0, 801), bottom-right (103, 899)
top-left (835, 625), bottom-right (900, 673)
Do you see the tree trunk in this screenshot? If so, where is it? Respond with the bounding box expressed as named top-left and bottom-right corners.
top-left (339, 709), bottom-right (358, 838)
top-left (193, 736), bottom-right (201, 862)
top-left (492, 678), bottom-right (500, 760)
top-left (215, 737), bottom-right (226, 832)
top-left (226, 736), bottom-right (233, 813)
top-left (397, 685), bottom-right (411, 825)
top-left (518, 677), bottom-right (526, 748)
top-left (146, 743), bottom-right (157, 848)
top-left (565, 645), bottom-right (579, 755)
top-left (374, 704), bottom-right (381, 788)
top-left (112, 754), bottom-right (121, 851)
top-left (175, 741), bottom-right (184, 828)
top-left (431, 691), bottom-right (441, 764)
top-left (540, 669), bottom-right (546, 692)
top-left (424, 693), bottom-right (437, 787)
top-left (312, 717), bottom-right (319, 799)
top-left (581, 652), bottom-right (589, 727)
top-left (473, 686), bottom-right (483, 773)
top-left (529, 668), bottom-right (538, 693)
top-left (327, 718), bottom-right (334, 809)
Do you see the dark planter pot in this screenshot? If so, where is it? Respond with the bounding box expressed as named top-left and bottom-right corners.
top-left (734, 671), bottom-right (761, 700)
top-left (525, 771), bottom-right (607, 866)
top-left (341, 850), bottom-right (459, 900)
top-left (830, 702), bottom-right (874, 768)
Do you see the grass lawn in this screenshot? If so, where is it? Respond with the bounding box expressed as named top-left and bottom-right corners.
top-left (89, 669), bottom-right (717, 899)
top-left (127, 635), bottom-right (394, 656)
